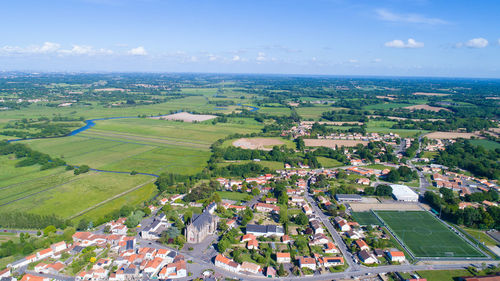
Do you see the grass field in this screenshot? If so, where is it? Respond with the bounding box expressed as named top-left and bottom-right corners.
top-left (296, 106), bottom-right (334, 120)
top-left (23, 118), bottom-right (261, 175)
top-left (218, 160), bottom-right (284, 170)
top-left (0, 169), bottom-right (155, 219)
top-left (416, 269), bottom-right (470, 281)
top-left (351, 212), bottom-right (381, 226)
top-left (376, 211), bottom-right (485, 258)
top-left (317, 157), bottom-right (343, 168)
top-left (470, 139), bottom-right (500, 150)
top-left (216, 191), bottom-right (251, 202)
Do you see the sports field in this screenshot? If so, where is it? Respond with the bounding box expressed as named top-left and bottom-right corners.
top-left (375, 211), bottom-right (485, 258)
top-left (351, 211), bottom-right (381, 226)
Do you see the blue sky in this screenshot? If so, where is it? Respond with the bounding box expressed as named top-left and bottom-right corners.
top-left (0, 0), bottom-right (499, 77)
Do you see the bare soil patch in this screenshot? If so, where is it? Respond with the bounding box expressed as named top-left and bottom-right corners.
top-left (304, 139), bottom-right (368, 148)
top-left (413, 92), bottom-right (450, 96)
top-left (404, 104), bottom-right (451, 112)
top-left (350, 202), bottom-right (427, 212)
top-left (150, 112), bottom-right (217, 122)
top-left (233, 138), bottom-right (285, 150)
top-left (376, 95), bottom-right (396, 100)
top-left (425, 132), bottom-right (482, 139)
top-left (301, 121), bottom-right (363, 126)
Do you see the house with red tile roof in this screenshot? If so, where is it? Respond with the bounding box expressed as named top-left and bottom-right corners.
top-left (215, 254), bottom-right (240, 273)
top-left (276, 252), bottom-right (291, 263)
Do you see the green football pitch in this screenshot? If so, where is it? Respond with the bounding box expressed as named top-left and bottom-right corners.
top-left (375, 211), bottom-right (485, 258)
top-left (351, 211), bottom-right (382, 226)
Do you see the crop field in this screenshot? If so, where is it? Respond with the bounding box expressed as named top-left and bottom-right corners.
top-left (375, 211), bottom-right (485, 258)
top-left (351, 212), bottom-right (382, 226)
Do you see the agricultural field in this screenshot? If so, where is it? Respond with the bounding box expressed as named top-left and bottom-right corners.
top-left (23, 117), bottom-right (261, 175)
top-left (296, 105), bottom-right (335, 120)
top-left (375, 211), bottom-right (485, 258)
top-left (470, 139), bottom-right (500, 150)
top-left (218, 160), bottom-right (284, 170)
top-left (0, 155), bottom-right (156, 220)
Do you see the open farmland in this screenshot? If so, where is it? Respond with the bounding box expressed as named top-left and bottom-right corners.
top-left (232, 137), bottom-right (285, 150)
top-left (404, 104), bottom-right (452, 112)
top-left (0, 155), bottom-right (156, 220)
top-left (24, 117), bottom-right (261, 175)
top-left (425, 132), bottom-right (481, 139)
top-left (375, 211), bottom-right (485, 258)
top-left (149, 112), bottom-right (217, 122)
top-left (304, 138), bottom-right (368, 148)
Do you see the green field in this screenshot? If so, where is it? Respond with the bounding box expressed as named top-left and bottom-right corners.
top-left (317, 157), bottom-right (343, 168)
top-left (415, 270), bottom-right (470, 281)
top-left (296, 106), bottom-right (334, 120)
top-left (351, 212), bottom-right (381, 226)
top-left (23, 118), bottom-right (261, 175)
top-left (216, 191), bottom-right (250, 202)
top-left (470, 139), bottom-right (500, 150)
top-left (376, 211), bottom-right (485, 258)
top-left (218, 160), bottom-right (284, 170)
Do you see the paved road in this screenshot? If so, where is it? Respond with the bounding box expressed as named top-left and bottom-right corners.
top-left (304, 187), bottom-right (361, 272)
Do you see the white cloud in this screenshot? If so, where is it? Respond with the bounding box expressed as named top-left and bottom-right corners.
top-left (0, 42), bottom-right (114, 56)
top-left (385, 38), bottom-right (424, 48)
top-left (348, 59), bottom-right (358, 63)
top-left (462, 38), bottom-right (489, 48)
top-left (256, 52), bottom-right (267, 61)
top-left (208, 54), bottom-right (217, 61)
top-left (59, 45), bottom-right (113, 55)
top-left (376, 9), bottom-right (447, 25)
top-left (232, 55), bottom-right (241, 61)
top-left (0, 42), bottom-right (61, 55)
top-left (498, 39), bottom-right (500, 46)
top-left (128, 46), bottom-right (147, 56)
top-left (372, 58), bottom-right (382, 63)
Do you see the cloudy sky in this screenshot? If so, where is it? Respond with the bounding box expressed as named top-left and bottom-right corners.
top-left (0, 0), bottom-right (499, 77)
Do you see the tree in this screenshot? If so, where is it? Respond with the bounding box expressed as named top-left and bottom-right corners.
top-left (364, 186), bottom-right (375, 195)
top-left (77, 218), bottom-right (89, 231)
top-left (375, 184), bottom-right (392, 197)
top-left (278, 263), bottom-right (286, 276)
top-left (295, 212), bottom-right (309, 225)
top-left (279, 206), bottom-right (289, 224)
top-left (386, 169), bottom-right (400, 183)
top-left (165, 226), bottom-right (181, 238)
top-left (43, 225), bottom-right (56, 236)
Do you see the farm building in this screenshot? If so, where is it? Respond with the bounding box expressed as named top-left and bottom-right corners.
top-left (390, 184), bottom-right (418, 202)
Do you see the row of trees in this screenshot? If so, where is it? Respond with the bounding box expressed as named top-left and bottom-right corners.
top-left (0, 141), bottom-right (66, 170)
top-left (434, 140), bottom-right (500, 180)
top-left (424, 190), bottom-right (500, 229)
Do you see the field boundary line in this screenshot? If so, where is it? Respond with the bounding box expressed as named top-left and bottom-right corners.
top-left (427, 210), bottom-right (489, 259)
top-left (68, 178), bottom-right (157, 220)
top-left (0, 174), bottom-right (89, 207)
top-left (0, 169), bottom-right (66, 191)
top-left (371, 210), bottom-right (418, 261)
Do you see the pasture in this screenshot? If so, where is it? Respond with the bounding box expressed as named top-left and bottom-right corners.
top-left (24, 118), bottom-right (261, 175)
top-left (0, 155), bottom-right (156, 220)
top-left (375, 211), bottom-right (484, 258)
